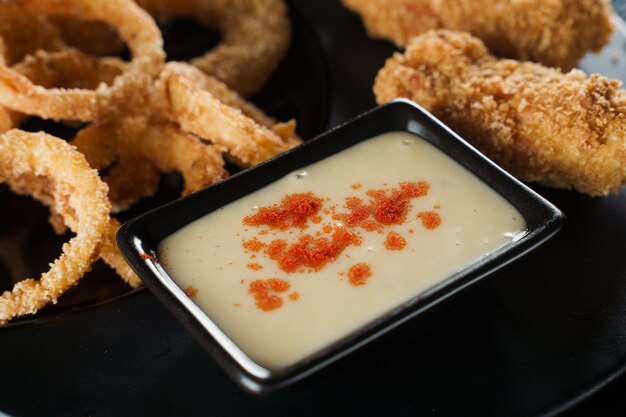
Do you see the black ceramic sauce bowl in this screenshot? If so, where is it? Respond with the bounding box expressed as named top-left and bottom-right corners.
top-left (117, 99), bottom-right (564, 394)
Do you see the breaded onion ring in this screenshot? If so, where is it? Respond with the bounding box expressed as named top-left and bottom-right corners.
top-left (185, 67), bottom-right (300, 147)
top-left (0, 0), bottom-right (164, 122)
top-left (157, 62), bottom-right (300, 167)
top-left (136, 0), bottom-right (291, 96)
top-left (0, 107), bottom-right (16, 133)
top-left (12, 49), bottom-right (126, 91)
top-left (72, 117), bottom-right (228, 287)
top-left (0, 49), bottom-right (127, 134)
top-left (0, 130), bottom-right (110, 323)
top-left (0, 1), bottom-right (65, 66)
top-left (48, 16), bottom-right (126, 57)
top-left (101, 219), bottom-right (142, 288)
top-left (72, 116), bottom-right (228, 212)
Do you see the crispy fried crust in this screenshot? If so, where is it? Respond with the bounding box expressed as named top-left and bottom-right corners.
top-left (374, 30), bottom-right (626, 196)
top-left (0, 1), bottom-right (65, 66)
top-left (0, 0), bottom-right (165, 122)
top-left (136, 0), bottom-right (291, 96)
top-left (157, 62), bottom-right (301, 167)
top-left (0, 130), bottom-right (111, 322)
top-left (343, 0), bottom-right (614, 70)
top-left (72, 116), bottom-right (228, 212)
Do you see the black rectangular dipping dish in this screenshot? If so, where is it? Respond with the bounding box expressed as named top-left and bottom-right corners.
top-left (117, 99), bottom-right (564, 394)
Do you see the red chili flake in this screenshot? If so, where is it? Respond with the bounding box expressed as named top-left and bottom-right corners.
top-left (336, 197), bottom-right (372, 228)
top-left (288, 292), bottom-right (300, 301)
top-left (246, 263), bottom-right (263, 271)
top-left (400, 181), bottom-right (430, 198)
top-left (243, 193), bottom-right (322, 229)
top-left (283, 193), bottom-right (323, 227)
top-left (374, 197), bottom-right (408, 224)
top-left (360, 220), bottom-right (380, 232)
top-left (418, 211), bottom-right (442, 230)
top-left (243, 237), bottom-right (266, 252)
top-left (351, 183), bottom-right (362, 190)
top-left (266, 239), bottom-right (288, 260)
top-left (384, 231), bottom-right (407, 250)
top-left (184, 286), bottom-right (198, 298)
top-left (348, 263), bottom-right (372, 286)
top-left (248, 278), bottom-right (291, 311)
top-left (139, 252), bottom-right (154, 260)
top-left (271, 227), bottom-right (361, 273)
top-left (334, 181), bottom-right (430, 230)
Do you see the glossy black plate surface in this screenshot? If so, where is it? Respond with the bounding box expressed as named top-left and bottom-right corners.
top-left (2, 1), bottom-right (626, 416)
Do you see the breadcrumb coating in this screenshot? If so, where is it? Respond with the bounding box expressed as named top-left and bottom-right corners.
top-left (374, 30), bottom-right (626, 196)
top-left (343, 0), bottom-right (614, 70)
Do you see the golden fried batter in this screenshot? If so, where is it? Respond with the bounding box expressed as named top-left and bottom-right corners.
top-left (343, 0), bottom-right (614, 70)
top-left (136, 0), bottom-right (291, 96)
top-left (374, 30), bottom-right (626, 196)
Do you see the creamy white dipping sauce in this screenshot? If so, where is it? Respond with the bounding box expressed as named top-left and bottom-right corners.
top-left (158, 132), bottom-right (526, 370)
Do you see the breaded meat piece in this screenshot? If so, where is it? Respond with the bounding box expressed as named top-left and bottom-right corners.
top-left (342, 0), bottom-right (614, 70)
top-left (374, 30), bottom-right (626, 196)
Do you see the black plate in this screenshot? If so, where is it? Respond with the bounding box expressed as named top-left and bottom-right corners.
top-left (117, 100), bottom-right (563, 393)
top-left (2, 1), bottom-right (626, 416)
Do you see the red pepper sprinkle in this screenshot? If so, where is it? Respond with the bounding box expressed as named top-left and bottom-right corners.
top-left (268, 227), bottom-right (361, 273)
top-left (384, 231), bottom-right (407, 250)
top-left (417, 211), bottom-right (442, 230)
top-left (243, 193), bottom-right (322, 230)
top-left (241, 181), bottom-right (437, 310)
top-left (334, 181), bottom-right (430, 230)
top-left (248, 278), bottom-right (291, 312)
top-left (243, 237), bottom-right (266, 252)
top-left (348, 263), bottom-right (372, 286)
top-left (266, 239), bottom-right (288, 260)
top-left (184, 286), bottom-right (198, 298)
top-left (246, 263), bottom-right (263, 271)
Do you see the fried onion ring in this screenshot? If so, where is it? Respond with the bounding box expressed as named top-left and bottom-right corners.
top-left (0, 49), bottom-right (127, 135)
top-left (136, 0), bottom-right (291, 96)
top-left (184, 66), bottom-right (299, 147)
top-left (101, 219), bottom-right (142, 288)
top-left (12, 49), bottom-right (127, 91)
top-left (72, 117), bottom-right (228, 287)
top-left (0, 1), bottom-right (65, 66)
top-left (0, 107), bottom-right (16, 133)
top-left (48, 16), bottom-right (126, 57)
top-left (0, 130), bottom-right (110, 323)
top-left (157, 62), bottom-right (300, 167)
top-left (72, 116), bottom-right (228, 212)
top-left (0, 0), bottom-right (164, 122)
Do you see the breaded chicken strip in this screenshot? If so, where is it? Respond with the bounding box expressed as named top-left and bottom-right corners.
top-left (374, 30), bottom-right (626, 196)
top-left (342, 0), bottom-right (614, 70)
